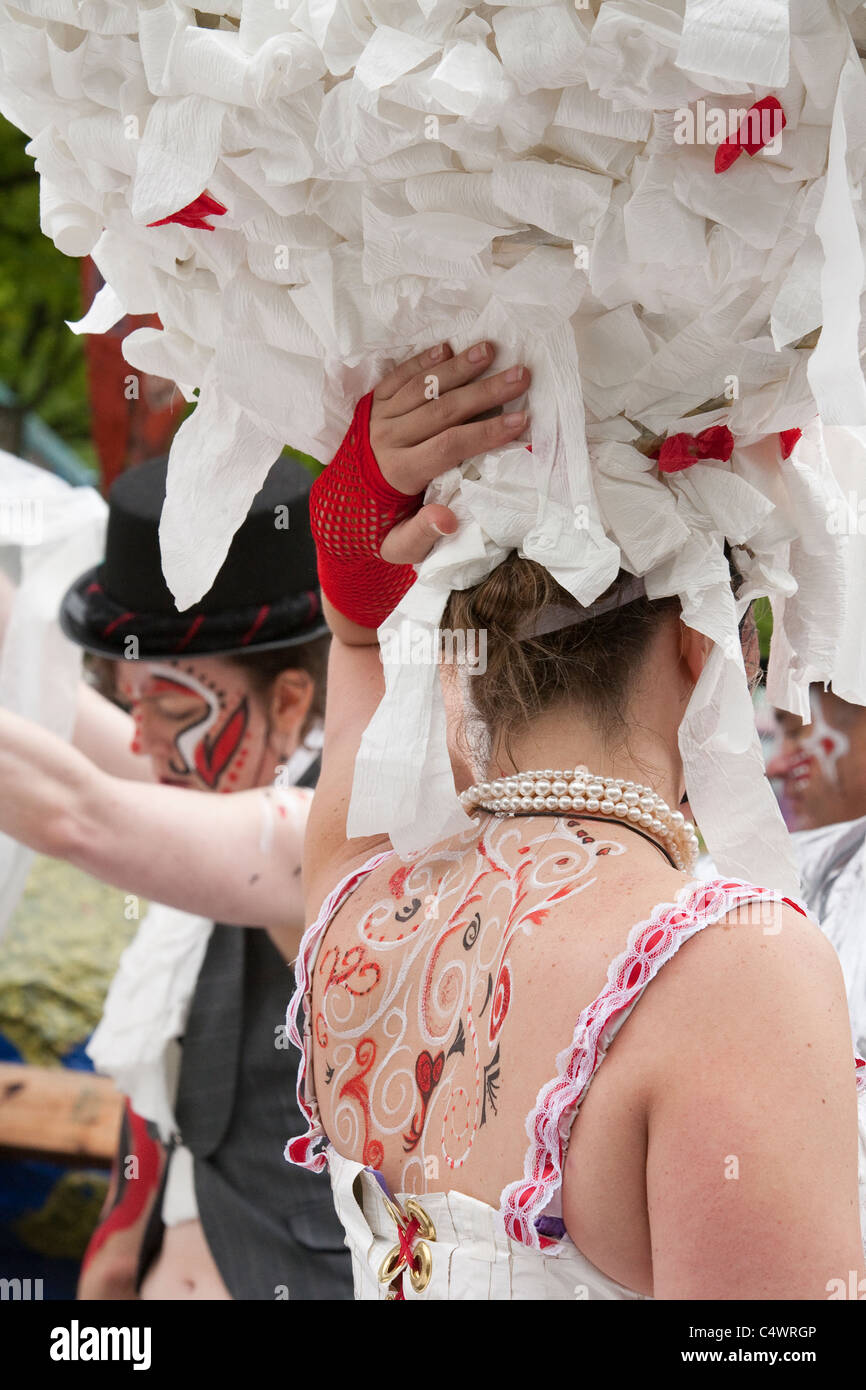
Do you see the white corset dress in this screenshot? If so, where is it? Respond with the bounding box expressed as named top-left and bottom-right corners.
top-left (286, 852), bottom-right (866, 1300)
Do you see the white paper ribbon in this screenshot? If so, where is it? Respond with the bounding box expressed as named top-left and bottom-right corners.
top-left (806, 53), bottom-right (866, 427)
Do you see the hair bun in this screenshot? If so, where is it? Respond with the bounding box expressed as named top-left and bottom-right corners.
top-left (444, 552), bottom-right (682, 754)
top-left (464, 553), bottom-right (555, 637)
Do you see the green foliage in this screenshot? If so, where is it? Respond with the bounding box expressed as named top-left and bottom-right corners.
top-left (753, 595), bottom-right (773, 662)
top-left (0, 117), bottom-right (95, 467)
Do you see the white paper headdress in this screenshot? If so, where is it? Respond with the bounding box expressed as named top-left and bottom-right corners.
top-left (2, 1), bottom-right (866, 891)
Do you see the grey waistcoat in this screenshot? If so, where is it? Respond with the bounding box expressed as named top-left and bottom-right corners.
top-left (140, 754), bottom-right (352, 1300)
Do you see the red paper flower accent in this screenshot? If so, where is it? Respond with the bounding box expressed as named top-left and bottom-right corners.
top-left (714, 97), bottom-right (786, 173)
top-left (147, 192), bottom-right (228, 231)
top-left (779, 428), bottom-right (802, 459)
top-left (656, 424), bottom-right (734, 473)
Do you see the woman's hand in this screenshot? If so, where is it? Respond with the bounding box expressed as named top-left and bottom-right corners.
top-left (370, 340), bottom-right (530, 567)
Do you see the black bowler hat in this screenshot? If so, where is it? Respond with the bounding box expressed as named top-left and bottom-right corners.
top-left (59, 455), bottom-right (329, 659)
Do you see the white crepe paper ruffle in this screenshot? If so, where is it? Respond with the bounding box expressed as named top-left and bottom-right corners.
top-left (86, 902), bottom-right (213, 1142)
top-left (2, 2), bottom-right (866, 888)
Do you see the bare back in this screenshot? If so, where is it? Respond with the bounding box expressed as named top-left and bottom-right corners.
top-left (311, 810), bottom-right (696, 1295)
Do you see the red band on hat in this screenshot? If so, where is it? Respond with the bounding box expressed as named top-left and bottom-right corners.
top-left (240, 604), bottom-right (271, 646)
top-left (172, 614), bottom-right (206, 653)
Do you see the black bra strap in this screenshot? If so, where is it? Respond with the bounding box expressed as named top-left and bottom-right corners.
top-left (495, 809), bottom-right (679, 869)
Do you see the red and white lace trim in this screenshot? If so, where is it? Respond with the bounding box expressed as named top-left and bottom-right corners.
top-left (499, 877), bottom-right (817, 1250)
top-left (284, 849), bottom-right (394, 1173)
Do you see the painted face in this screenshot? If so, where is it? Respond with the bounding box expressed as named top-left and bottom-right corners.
top-left (766, 691), bottom-right (859, 831)
top-left (116, 657), bottom-right (274, 794)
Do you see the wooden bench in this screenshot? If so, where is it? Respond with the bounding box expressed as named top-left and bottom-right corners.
top-left (0, 1062), bottom-right (123, 1168)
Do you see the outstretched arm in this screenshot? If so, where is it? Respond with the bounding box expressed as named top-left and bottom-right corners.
top-left (1, 564), bottom-right (154, 784)
top-left (0, 705), bottom-right (309, 957)
top-left (303, 338), bottom-right (530, 915)
top-left (73, 679), bottom-right (155, 783)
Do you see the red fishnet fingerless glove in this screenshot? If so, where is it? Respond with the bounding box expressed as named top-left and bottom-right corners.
top-left (310, 391), bottom-right (425, 627)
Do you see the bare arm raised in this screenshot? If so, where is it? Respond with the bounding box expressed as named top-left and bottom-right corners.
top-left (73, 679), bottom-right (155, 783)
top-left (303, 339), bottom-right (530, 914)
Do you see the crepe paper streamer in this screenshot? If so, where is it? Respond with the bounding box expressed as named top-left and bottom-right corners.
top-left (146, 192), bottom-right (227, 231)
top-left (714, 97), bottom-right (787, 173)
top-left (65, 281), bottom-right (126, 337)
top-left (656, 425), bottom-right (735, 473)
top-left (779, 429), bottom-right (802, 460)
top-left (805, 55), bottom-right (866, 428)
top-left (678, 0), bottom-right (790, 90)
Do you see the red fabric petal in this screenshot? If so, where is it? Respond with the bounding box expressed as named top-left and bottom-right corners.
top-left (779, 428), bottom-right (802, 459)
top-left (740, 96), bottom-right (786, 156)
top-left (657, 425), bottom-right (734, 473)
top-left (147, 192), bottom-right (228, 231)
top-left (714, 97), bottom-right (786, 174)
top-left (714, 140), bottom-right (743, 174)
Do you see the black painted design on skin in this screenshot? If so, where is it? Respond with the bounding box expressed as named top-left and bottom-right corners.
top-left (447, 1017), bottom-right (466, 1059)
top-left (462, 912), bottom-right (481, 950)
top-left (394, 898), bottom-right (422, 923)
top-left (481, 1044), bottom-right (501, 1126)
top-left (478, 972), bottom-right (493, 1018)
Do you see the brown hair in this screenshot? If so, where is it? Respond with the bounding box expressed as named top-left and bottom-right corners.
top-left (224, 632), bottom-right (330, 742)
top-left (812, 683), bottom-right (866, 732)
top-left (443, 553), bottom-right (681, 766)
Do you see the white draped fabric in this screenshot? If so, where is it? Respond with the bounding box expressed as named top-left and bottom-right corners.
top-left (0, 454), bottom-right (106, 941)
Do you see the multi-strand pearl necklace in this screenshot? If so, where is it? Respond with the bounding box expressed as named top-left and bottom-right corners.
top-left (459, 766), bottom-right (700, 872)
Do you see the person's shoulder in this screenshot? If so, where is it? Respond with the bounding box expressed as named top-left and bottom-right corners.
top-left (665, 878), bottom-right (842, 996)
top-left (696, 878), bottom-right (836, 957)
top-left (637, 881), bottom-right (863, 1298)
top-left (635, 879), bottom-right (850, 1081)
